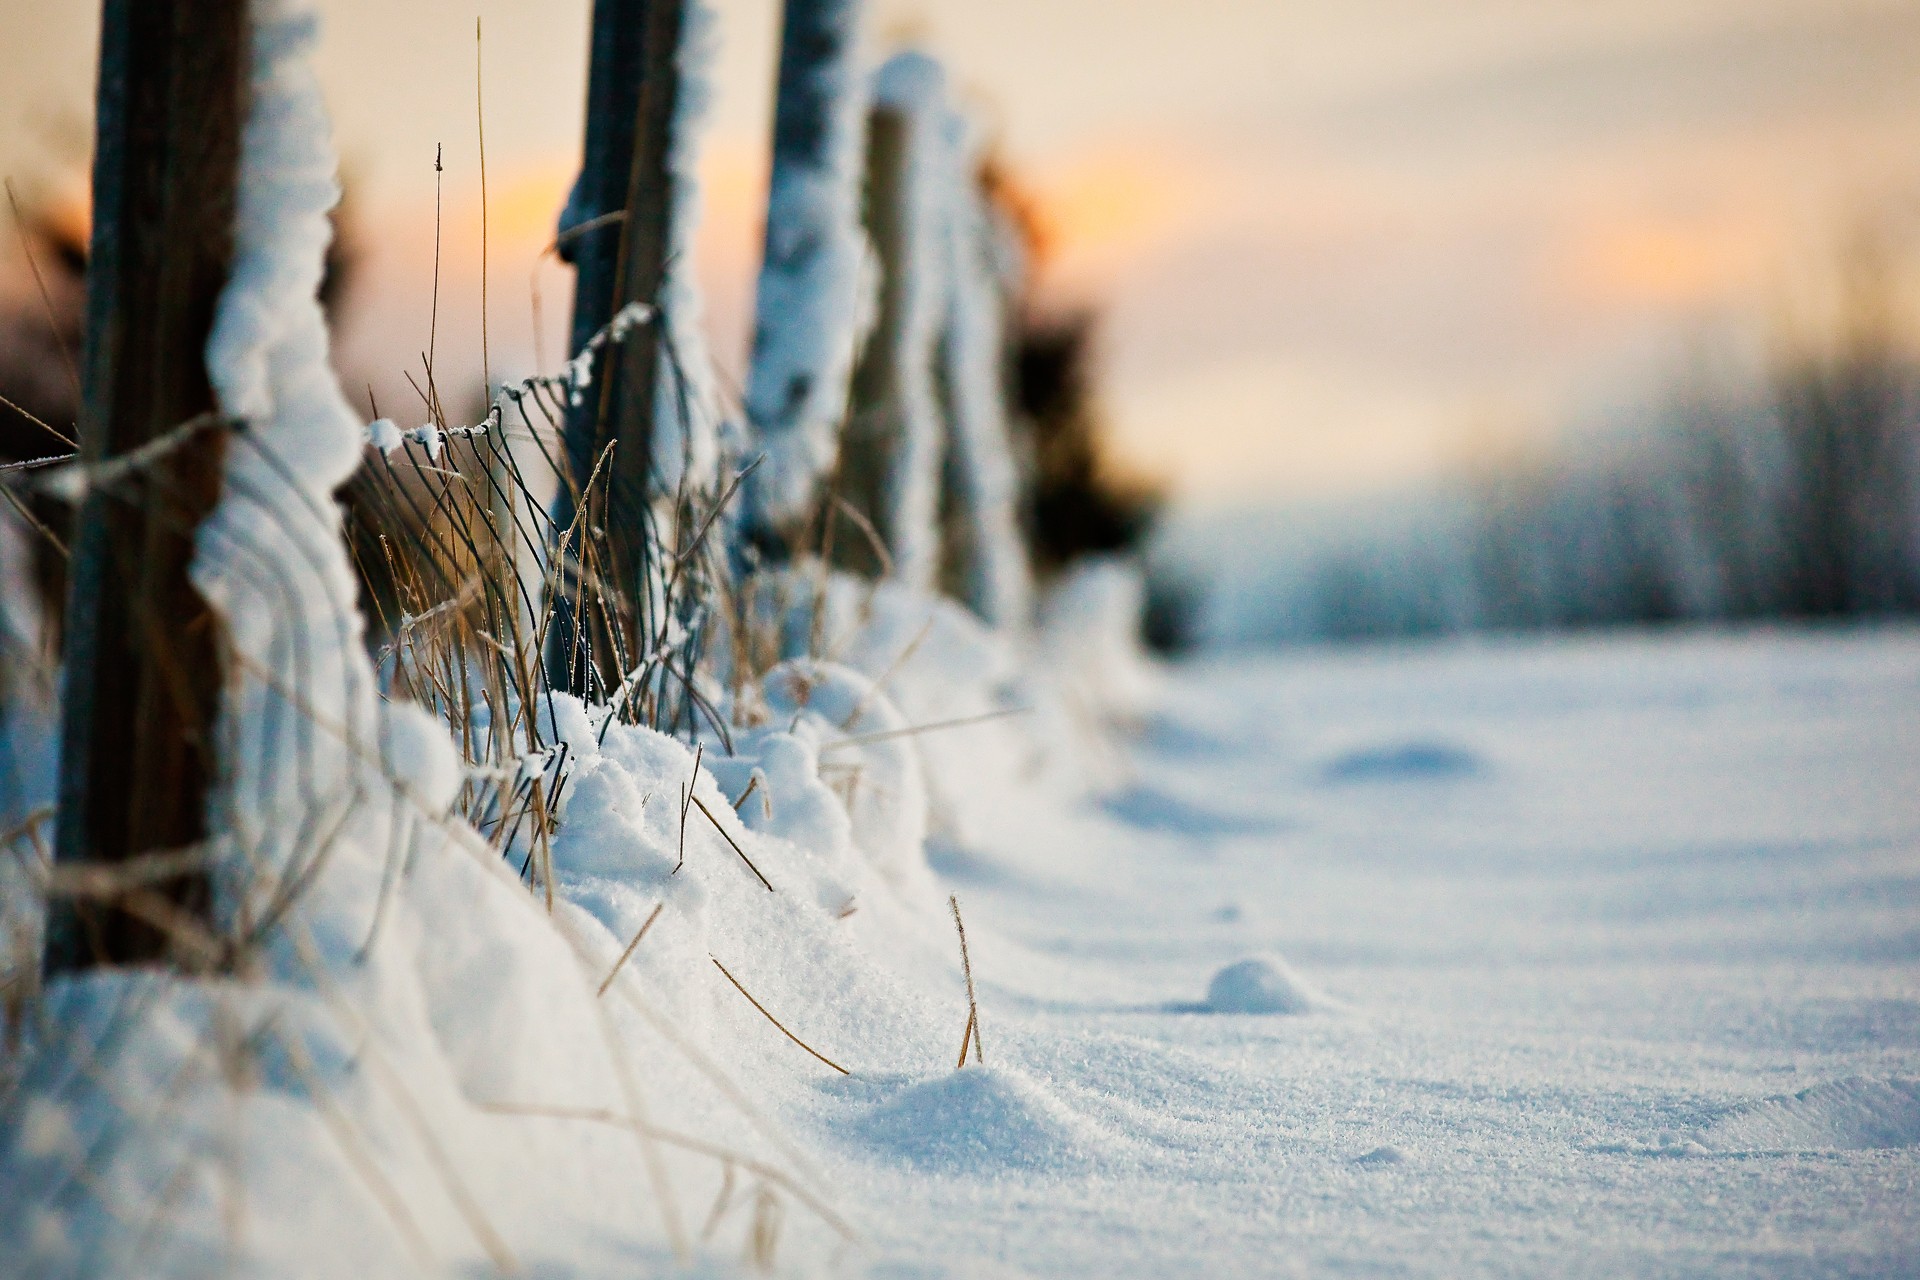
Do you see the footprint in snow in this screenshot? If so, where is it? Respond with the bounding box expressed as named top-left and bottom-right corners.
top-left (1319, 740), bottom-right (1483, 785)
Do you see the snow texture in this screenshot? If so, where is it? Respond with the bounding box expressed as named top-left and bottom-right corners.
top-left (743, 0), bottom-right (871, 529)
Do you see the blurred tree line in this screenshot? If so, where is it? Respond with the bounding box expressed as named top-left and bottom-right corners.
top-left (1192, 229), bottom-right (1920, 647)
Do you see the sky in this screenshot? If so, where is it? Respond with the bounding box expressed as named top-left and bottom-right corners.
top-left (4, 0), bottom-right (1920, 504)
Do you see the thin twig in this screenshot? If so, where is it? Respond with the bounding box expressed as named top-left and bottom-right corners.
top-left (598, 901), bottom-right (664, 997)
top-left (821, 705), bottom-right (1030, 751)
top-left (687, 790), bottom-right (773, 891)
top-left (950, 894), bottom-right (984, 1068)
top-left (475, 17), bottom-right (490, 397)
top-left (4, 178), bottom-right (81, 405)
top-left (710, 956), bottom-right (849, 1075)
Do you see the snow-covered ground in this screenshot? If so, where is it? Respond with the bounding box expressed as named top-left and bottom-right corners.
top-left (805, 624), bottom-right (1920, 1277)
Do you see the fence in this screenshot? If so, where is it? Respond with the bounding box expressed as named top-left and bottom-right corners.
top-left (4, 0), bottom-right (1045, 981)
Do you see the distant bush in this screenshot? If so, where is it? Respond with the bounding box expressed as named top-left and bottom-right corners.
top-left (1192, 241), bottom-right (1920, 645)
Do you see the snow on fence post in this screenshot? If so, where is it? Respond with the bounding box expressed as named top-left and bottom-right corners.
top-left (45, 0), bottom-right (249, 973)
top-left (837, 52), bottom-right (950, 591)
top-left (936, 113), bottom-right (1033, 630)
top-left (549, 0), bottom-right (691, 695)
top-left (741, 0), bottom-right (869, 552)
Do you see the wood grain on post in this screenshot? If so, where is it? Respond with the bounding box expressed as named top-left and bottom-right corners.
top-left (44, 0), bottom-right (248, 973)
top-left (550, 0), bottom-right (685, 695)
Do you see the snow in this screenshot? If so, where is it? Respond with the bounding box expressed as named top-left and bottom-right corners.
top-left (193, 0), bottom-right (462, 909)
top-left (817, 624), bottom-right (1919, 1276)
top-left (14, 550), bottom-right (1918, 1273)
top-left (1203, 955), bottom-right (1321, 1015)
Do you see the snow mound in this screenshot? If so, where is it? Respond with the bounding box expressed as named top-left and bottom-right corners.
top-left (852, 1067), bottom-right (1108, 1174)
top-left (1205, 955), bottom-right (1321, 1015)
top-left (1693, 1077), bottom-right (1920, 1153)
top-left (1351, 1145), bottom-right (1407, 1166)
top-left (1320, 740), bottom-right (1482, 783)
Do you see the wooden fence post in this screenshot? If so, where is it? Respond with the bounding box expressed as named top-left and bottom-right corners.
top-left (549, 0), bottom-right (687, 697)
top-left (45, 0), bottom-right (249, 973)
top-left (934, 120), bottom-right (1034, 630)
top-left (742, 0), bottom-right (867, 551)
top-left (838, 54), bottom-right (948, 589)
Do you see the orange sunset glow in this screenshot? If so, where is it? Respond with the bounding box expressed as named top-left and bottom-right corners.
top-left (6, 0), bottom-right (1920, 500)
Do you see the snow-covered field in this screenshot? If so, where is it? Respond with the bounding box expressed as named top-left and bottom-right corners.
top-left (9, 593), bottom-right (1917, 1277)
top-left (811, 625), bottom-right (1920, 1277)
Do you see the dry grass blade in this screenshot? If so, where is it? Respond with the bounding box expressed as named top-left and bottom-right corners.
top-left (687, 791), bottom-right (773, 891)
top-left (709, 956), bottom-right (849, 1076)
top-left (949, 894), bottom-right (983, 1069)
top-left (821, 704), bottom-right (1030, 751)
top-left (838, 614), bottom-right (934, 730)
top-left (673, 743), bottom-right (703, 873)
top-left (4, 177), bottom-right (82, 404)
top-left (598, 901), bottom-right (665, 997)
top-left (729, 774), bottom-right (760, 813)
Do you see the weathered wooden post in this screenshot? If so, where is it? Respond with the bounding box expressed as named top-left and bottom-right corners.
top-left (741, 0), bottom-right (869, 552)
top-left (549, 0), bottom-right (689, 695)
top-left (935, 120), bottom-right (1033, 630)
top-left (838, 53), bottom-right (949, 589)
top-left (45, 0), bottom-right (249, 972)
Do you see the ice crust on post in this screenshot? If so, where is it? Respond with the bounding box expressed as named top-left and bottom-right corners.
top-left (743, 0), bottom-right (871, 532)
